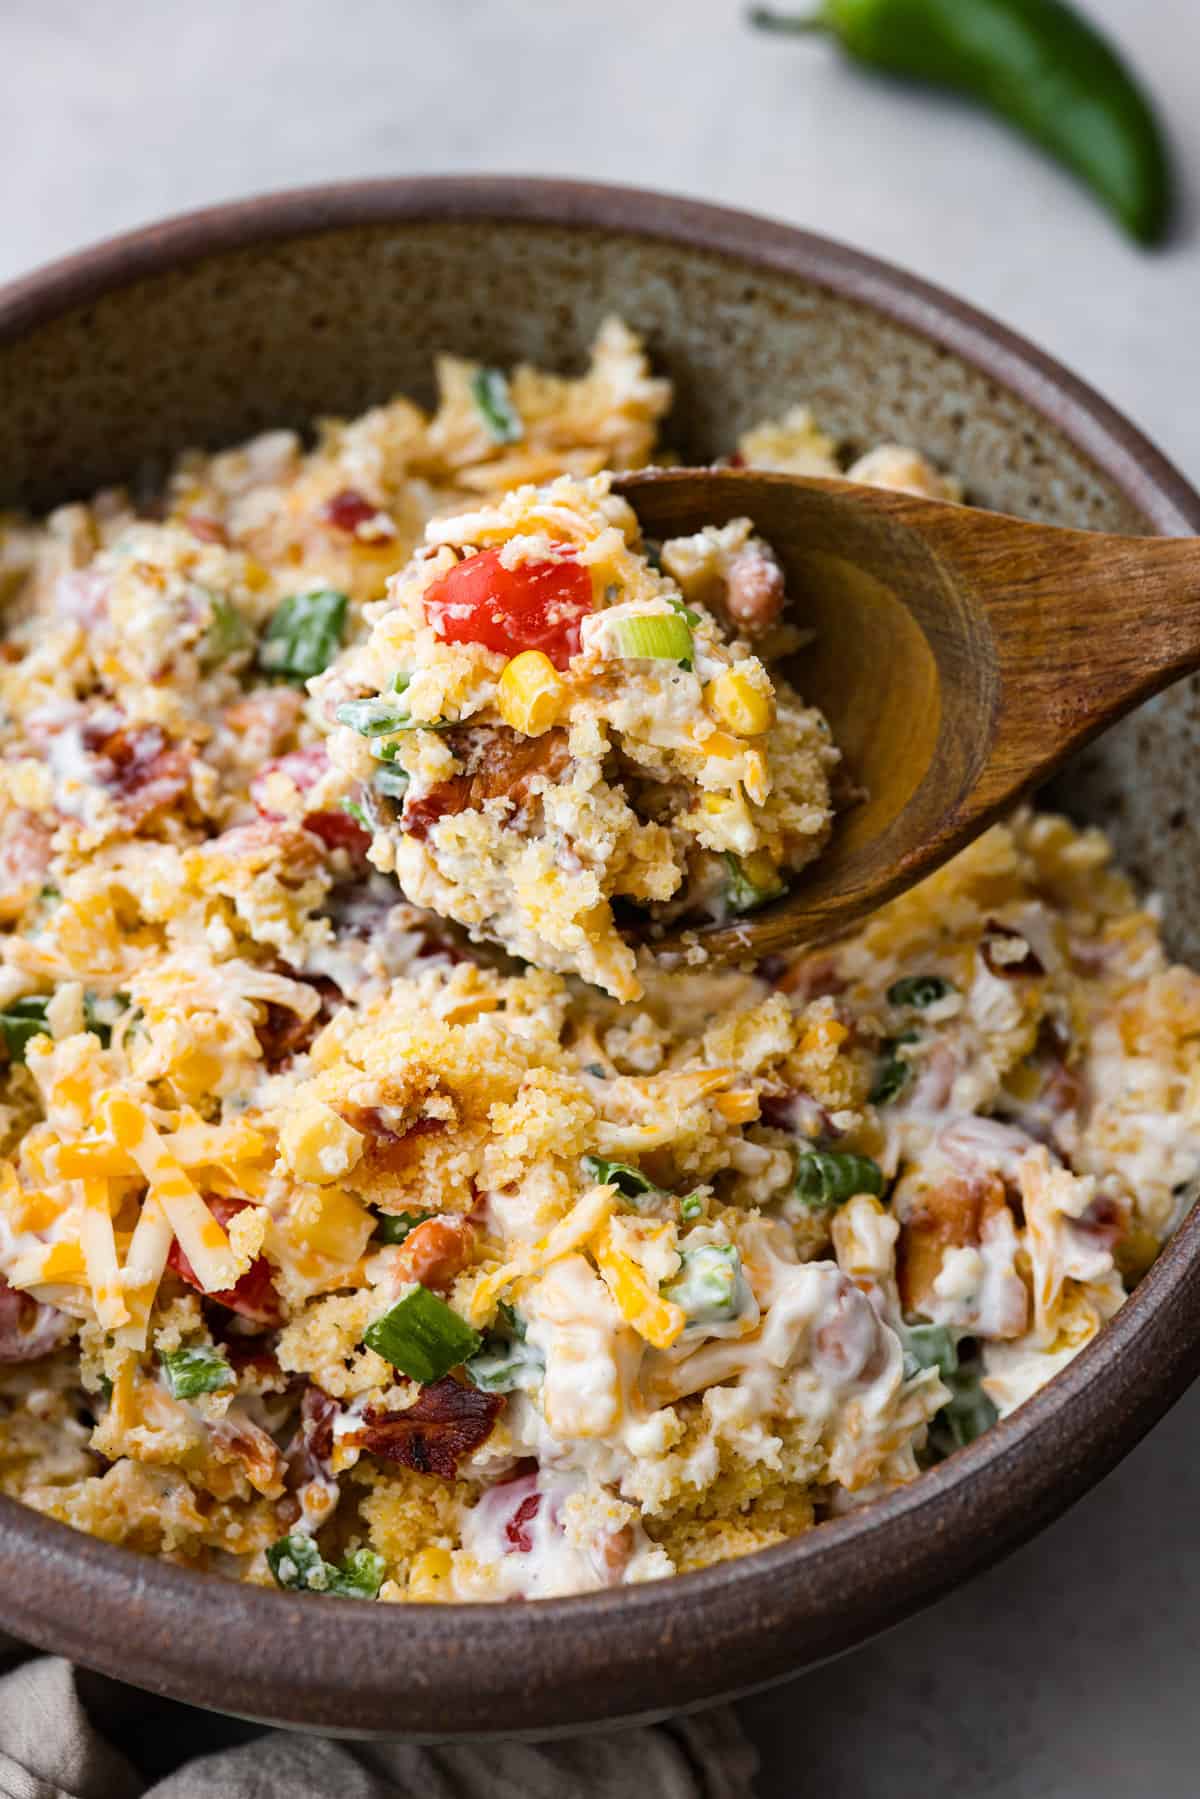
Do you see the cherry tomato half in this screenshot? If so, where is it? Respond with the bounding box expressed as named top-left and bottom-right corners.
top-left (422, 547), bottom-right (593, 670)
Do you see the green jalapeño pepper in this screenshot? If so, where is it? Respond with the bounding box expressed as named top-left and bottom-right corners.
top-left (751, 0), bottom-right (1172, 245)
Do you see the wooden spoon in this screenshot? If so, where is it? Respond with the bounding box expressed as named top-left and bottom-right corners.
top-left (616, 467), bottom-right (1200, 963)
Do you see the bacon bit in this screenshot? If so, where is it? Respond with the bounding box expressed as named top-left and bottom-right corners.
top-left (209, 1413), bottom-right (285, 1497)
top-left (255, 973), bottom-right (340, 1069)
top-left (897, 1173), bottom-right (1011, 1317)
top-left (82, 721), bottom-right (193, 830)
top-left (186, 513), bottom-right (229, 545)
top-left (725, 545), bottom-right (785, 635)
top-left (355, 1378), bottom-right (504, 1478)
top-left (392, 1216), bottom-right (476, 1291)
top-left (505, 1491), bottom-right (541, 1553)
top-left (1075, 1189), bottom-right (1131, 1253)
top-left (812, 1280), bottom-right (886, 1385)
top-left (249, 745), bottom-right (369, 856)
top-left (981, 921), bottom-right (1045, 978)
top-left (758, 1089), bottom-right (840, 1140)
top-left (168, 1195), bottom-right (283, 1326)
top-left (0, 1277), bottom-right (72, 1363)
top-left (401, 725), bottom-right (571, 841)
top-left (286, 1383), bottom-right (338, 1488)
top-left (322, 488), bottom-right (393, 539)
top-left (302, 809), bottom-right (371, 856)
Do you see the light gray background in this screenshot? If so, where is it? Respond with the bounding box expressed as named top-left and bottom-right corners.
top-left (4, 2), bottom-right (1199, 1792)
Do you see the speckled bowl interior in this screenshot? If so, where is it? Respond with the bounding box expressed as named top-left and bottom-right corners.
top-left (0, 179), bottom-right (1198, 1736)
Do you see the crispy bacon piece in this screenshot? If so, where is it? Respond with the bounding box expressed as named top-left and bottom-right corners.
top-left (896, 1173), bottom-right (1012, 1318)
top-left (255, 971), bottom-right (340, 1069)
top-left (167, 1195), bottom-right (283, 1327)
top-left (83, 721), bottom-right (193, 829)
top-left (506, 1491), bottom-right (541, 1553)
top-left (322, 488), bottom-right (393, 539)
top-left (355, 1378), bottom-right (504, 1478)
top-left (209, 1413), bottom-right (285, 1497)
top-left (250, 744), bottom-right (370, 857)
top-left (390, 1216), bottom-right (476, 1291)
top-left (981, 921), bottom-right (1045, 979)
top-left (302, 809), bottom-right (371, 856)
top-left (0, 1277), bottom-right (72, 1363)
top-left (401, 725), bottom-right (571, 841)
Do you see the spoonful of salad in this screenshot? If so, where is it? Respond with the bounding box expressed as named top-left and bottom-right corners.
top-left (615, 466), bottom-right (1200, 964)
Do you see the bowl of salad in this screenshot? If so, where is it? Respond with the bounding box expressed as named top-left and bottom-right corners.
top-left (0, 177), bottom-right (1199, 1735)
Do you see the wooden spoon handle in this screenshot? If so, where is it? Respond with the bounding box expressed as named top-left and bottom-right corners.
top-left (953, 519), bottom-right (1200, 813)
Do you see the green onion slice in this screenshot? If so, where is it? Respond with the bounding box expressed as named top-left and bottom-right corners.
top-left (267, 1534), bottom-right (385, 1599)
top-left (200, 594), bottom-right (252, 667)
top-left (901, 1322), bottom-right (958, 1382)
top-left (887, 974), bottom-right (956, 1010)
top-left (373, 1210), bottom-right (426, 1246)
top-left (335, 695), bottom-right (413, 736)
top-left (259, 589), bottom-right (348, 681)
top-left (793, 1149), bottom-right (885, 1210)
top-left (0, 996), bottom-right (51, 1063)
top-left (927, 1363), bottom-right (999, 1458)
top-left (470, 367), bottom-right (523, 445)
top-left (581, 1155), bottom-right (657, 1203)
top-left (373, 765), bottom-right (410, 800)
top-left (724, 852), bottom-right (786, 915)
top-left (611, 614), bottom-right (693, 668)
top-left (869, 1032), bottom-right (918, 1106)
top-left (362, 1286), bottom-right (481, 1384)
top-left (466, 1306), bottom-right (543, 1394)
top-left (679, 1192), bottom-right (705, 1223)
top-left (663, 1244), bottom-right (749, 1327)
top-left (159, 1344), bottom-right (234, 1400)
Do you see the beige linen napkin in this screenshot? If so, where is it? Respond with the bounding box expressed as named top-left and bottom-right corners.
top-left (0, 1633), bottom-right (758, 1799)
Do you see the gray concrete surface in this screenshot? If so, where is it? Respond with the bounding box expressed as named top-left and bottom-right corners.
top-left (3, 1), bottom-right (1200, 1791)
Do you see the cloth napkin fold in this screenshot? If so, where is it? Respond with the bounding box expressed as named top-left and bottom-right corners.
top-left (0, 1632), bottom-right (758, 1799)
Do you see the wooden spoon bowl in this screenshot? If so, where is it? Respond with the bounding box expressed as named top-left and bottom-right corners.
top-left (619, 467), bottom-right (1200, 962)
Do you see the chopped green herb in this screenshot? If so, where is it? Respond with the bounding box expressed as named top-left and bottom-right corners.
top-left (902, 1322), bottom-right (958, 1382)
top-left (373, 765), bottom-right (410, 800)
top-left (466, 1305), bottom-right (544, 1394)
top-left (363, 1286), bottom-right (481, 1383)
top-left (679, 1191), bottom-right (705, 1223)
top-left (470, 367), bottom-right (523, 445)
top-left (927, 1362), bottom-right (999, 1459)
top-left (794, 1149), bottom-right (884, 1210)
top-left (267, 1533), bottom-right (385, 1599)
top-left (340, 797), bottom-right (370, 830)
top-left (39, 884), bottom-right (59, 902)
top-left (373, 1210), bottom-right (425, 1246)
top-left (584, 1062), bottom-right (608, 1079)
top-left (200, 593), bottom-right (252, 667)
top-left (335, 695), bottom-right (412, 736)
top-left (581, 1155), bottom-right (657, 1203)
top-left (391, 671), bottom-right (413, 696)
top-left (612, 613), bottom-right (693, 668)
top-left (869, 1032), bottom-right (918, 1106)
top-left (668, 593), bottom-right (701, 627)
top-left (724, 852), bottom-right (786, 915)
top-left (663, 1244), bottom-right (749, 1326)
top-left (0, 996), bottom-right (50, 1063)
top-left (259, 589), bottom-right (348, 681)
top-left (159, 1344), bottom-right (234, 1400)
top-left (887, 974), bottom-right (956, 1010)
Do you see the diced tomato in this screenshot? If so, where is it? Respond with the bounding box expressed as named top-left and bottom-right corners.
top-left (422, 548), bottom-right (593, 670)
top-left (168, 1194), bottom-right (283, 1327)
top-left (301, 809), bottom-right (371, 856)
top-left (322, 488), bottom-right (381, 535)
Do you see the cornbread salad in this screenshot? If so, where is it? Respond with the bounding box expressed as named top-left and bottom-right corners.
top-left (0, 321), bottom-right (1193, 1605)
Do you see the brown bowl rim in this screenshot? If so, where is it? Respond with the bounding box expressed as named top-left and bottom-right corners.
top-left (1, 176), bottom-right (1199, 1737)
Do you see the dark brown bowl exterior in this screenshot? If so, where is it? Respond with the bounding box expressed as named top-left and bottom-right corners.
top-left (1, 178), bottom-right (1199, 1737)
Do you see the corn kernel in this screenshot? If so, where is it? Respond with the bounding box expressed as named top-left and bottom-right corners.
top-left (496, 650), bottom-right (564, 736)
top-left (714, 1089), bottom-right (760, 1124)
top-left (408, 1546), bottom-right (454, 1599)
top-left (706, 668), bottom-right (772, 737)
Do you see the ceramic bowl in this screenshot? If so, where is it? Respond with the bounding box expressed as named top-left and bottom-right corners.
top-left (2, 178), bottom-right (1199, 1737)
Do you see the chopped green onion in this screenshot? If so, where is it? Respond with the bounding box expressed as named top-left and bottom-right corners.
top-left (373, 765), bottom-right (410, 800)
top-left (611, 614), bottom-right (694, 668)
top-left (340, 798), bottom-right (370, 830)
top-left (470, 367), bottom-right (523, 445)
top-left (363, 1286), bottom-right (481, 1383)
top-left (887, 974), bottom-right (956, 1010)
top-left (259, 589), bottom-right (348, 681)
top-left (159, 1344), bottom-right (234, 1400)
top-left (0, 996), bottom-right (50, 1063)
top-left (668, 593), bottom-right (701, 627)
top-left (374, 1210), bottom-right (425, 1246)
top-left (391, 670), bottom-right (412, 695)
top-left (927, 1362), bottom-right (999, 1459)
top-left (794, 1149), bottom-right (885, 1210)
top-left (466, 1306), bottom-right (544, 1394)
top-left (869, 1033), bottom-right (918, 1106)
top-left (200, 594), bottom-right (252, 667)
top-left (724, 852), bottom-right (786, 915)
top-left (581, 1155), bottom-right (657, 1203)
top-left (584, 1061), bottom-right (607, 1079)
top-left (901, 1322), bottom-right (958, 1382)
top-left (679, 1192), bottom-right (705, 1223)
top-left (663, 1244), bottom-right (749, 1326)
top-left (267, 1534), bottom-right (385, 1599)
top-left (335, 695), bottom-right (413, 736)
